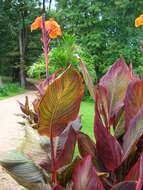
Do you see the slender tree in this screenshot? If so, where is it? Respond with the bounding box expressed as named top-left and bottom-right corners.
top-left (0, 0), bottom-right (42, 86)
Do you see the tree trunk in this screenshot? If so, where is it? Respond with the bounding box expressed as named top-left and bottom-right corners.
top-left (49, 0), bottom-right (52, 10)
top-left (0, 76), bottom-right (2, 88)
top-left (19, 30), bottom-right (25, 88)
top-left (43, 0), bottom-right (45, 13)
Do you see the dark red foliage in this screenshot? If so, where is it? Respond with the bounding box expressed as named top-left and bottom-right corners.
top-left (94, 92), bottom-right (123, 171)
top-left (72, 155), bottom-right (104, 190)
top-left (52, 185), bottom-right (63, 190)
top-left (17, 56), bottom-right (143, 190)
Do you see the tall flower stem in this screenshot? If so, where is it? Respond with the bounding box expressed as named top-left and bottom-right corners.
top-left (42, 14), bottom-right (49, 79)
top-left (41, 13), bottom-right (56, 185)
top-left (50, 130), bottom-right (57, 184)
top-left (136, 179), bottom-right (142, 190)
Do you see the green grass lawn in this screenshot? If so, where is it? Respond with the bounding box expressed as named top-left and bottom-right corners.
top-left (74, 100), bottom-right (95, 157)
top-left (80, 101), bottom-right (95, 140)
top-left (0, 83), bottom-right (24, 100)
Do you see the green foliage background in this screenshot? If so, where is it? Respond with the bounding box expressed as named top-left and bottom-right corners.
top-left (27, 33), bottom-right (95, 79)
top-left (0, 0), bottom-right (143, 82)
top-left (55, 0), bottom-right (143, 78)
top-left (0, 83), bottom-right (24, 99)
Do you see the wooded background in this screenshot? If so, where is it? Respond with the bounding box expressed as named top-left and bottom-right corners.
top-left (0, 0), bottom-right (143, 87)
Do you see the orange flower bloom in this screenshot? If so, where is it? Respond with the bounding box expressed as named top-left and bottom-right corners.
top-left (45, 19), bottom-right (62, 39)
top-left (31, 17), bottom-right (62, 39)
top-left (31, 22), bottom-right (39, 32)
top-left (135, 14), bottom-right (143, 27)
top-left (35, 16), bottom-right (42, 27)
top-left (31, 16), bottom-right (42, 32)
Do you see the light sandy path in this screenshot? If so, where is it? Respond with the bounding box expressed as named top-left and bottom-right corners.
top-left (0, 91), bottom-right (36, 190)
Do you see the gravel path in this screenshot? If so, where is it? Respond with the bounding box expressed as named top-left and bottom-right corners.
top-left (0, 91), bottom-right (36, 190)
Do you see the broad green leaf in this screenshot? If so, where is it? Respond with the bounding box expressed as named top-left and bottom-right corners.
top-left (0, 151), bottom-right (49, 190)
top-left (38, 65), bottom-right (83, 137)
top-left (123, 108), bottom-right (143, 161)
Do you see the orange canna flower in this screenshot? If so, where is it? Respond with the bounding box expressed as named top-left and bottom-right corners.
top-left (45, 19), bottom-right (62, 39)
top-left (135, 14), bottom-right (143, 27)
top-left (31, 16), bottom-right (62, 39)
top-left (135, 18), bottom-right (141, 27)
top-left (31, 16), bottom-right (42, 32)
top-left (31, 22), bottom-right (39, 32)
top-left (35, 16), bottom-right (42, 28)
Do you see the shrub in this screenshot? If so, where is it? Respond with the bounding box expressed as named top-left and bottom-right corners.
top-left (27, 33), bottom-right (95, 101)
top-left (0, 83), bottom-right (24, 98)
top-left (27, 33), bottom-right (95, 81)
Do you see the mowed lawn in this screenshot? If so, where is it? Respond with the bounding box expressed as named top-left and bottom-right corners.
top-left (79, 101), bottom-right (95, 140)
top-left (74, 101), bottom-right (95, 157)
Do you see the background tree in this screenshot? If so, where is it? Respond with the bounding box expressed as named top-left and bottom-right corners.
top-left (1, 0), bottom-right (143, 85)
top-left (0, 0), bottom-right (42, 87)
top-left (55, 0), bottom-right (143, 78)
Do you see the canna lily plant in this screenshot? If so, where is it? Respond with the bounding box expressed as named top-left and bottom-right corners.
top-left (1, 16), bottom-right (143, 190)
top-left (2, 55), bottom-right (143, 189)
top-left (31, 15), bottom-right (62, 79)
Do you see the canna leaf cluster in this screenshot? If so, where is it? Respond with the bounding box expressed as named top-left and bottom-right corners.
top-left (1, 55), bottom-right (143, 190)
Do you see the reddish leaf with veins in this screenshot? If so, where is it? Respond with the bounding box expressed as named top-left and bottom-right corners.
top-left (124, 157), bottom-right (140, 181)
top-left (136, 152), bottom-right (143, 190)
top-left (52, 185), bottom-right (63, 190)
top-left (94, 92), bottom-right (123, 171)
top-left (123, 108), bottom-right (143, 161)
top-left (79, 57), bottom-right (95, 101)
top-left (38, 65), bottom-right (83, 137)
top-left (124, 79), bottom-right (143, 129)
top-left (78, 132), bottom-right (96, 157)
top-left (18, 96), bottom-right (29, 115)
top-left (111, 181), bottom-right (137, 190)
top-left (99, 55), bottom-right (132, 124)
top-left (40, 125), bottom-right (77, 172)
top-left (72, 155), bottom-right (104, 190)
top-left (55, 127), bottom-right (77, 169)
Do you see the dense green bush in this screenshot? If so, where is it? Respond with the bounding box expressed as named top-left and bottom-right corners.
top-left (0, 83), bottom-right (24, 98)
top-left (27, 33), bottom-right (95, 81)
top-left (27, 33), bottom-right (95, 101)
top-left (55, 0), bottom-right (143, 79)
